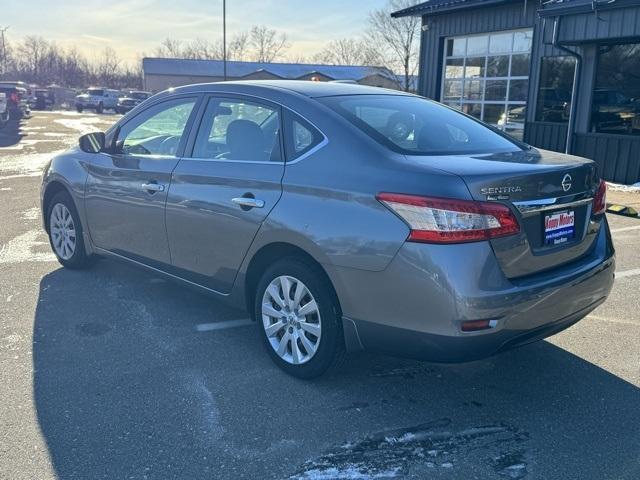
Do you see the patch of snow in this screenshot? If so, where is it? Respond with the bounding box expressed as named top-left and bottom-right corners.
top-left (0, 230), bottom-right (56, 264)
top-left (607, 181), bottom-right (640, 192)
top-left (21, 207), bottom-right (41, 221)
top-left (54, 116), bottom-right (107, 135)
top-left (0, 149), bottom-right (63, 179)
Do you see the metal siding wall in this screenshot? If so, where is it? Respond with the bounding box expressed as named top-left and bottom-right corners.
top-left (573, 134), bottom-right (640, 183)
top-left (559, 6), bottom-right (640, 42)
top-left (418, 1), bottom-right (538, 99)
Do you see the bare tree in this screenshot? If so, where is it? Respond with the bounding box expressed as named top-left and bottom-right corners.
top-left (227, 31), bottom-right (249, 61)
top-left (366, 0), bottom-right (421, 91)
top-left (313, 38), bottom-right (381, 66)
top-left (154, 38), bottom-right (183, 58)
top-left (95, 46), bottom-right (121, 86)
top-left (249, 25), bottom-right (289, 63)
top-left (18, 35), bottom-right (49, 79)
top-left (182, 37), bottom-right (221, 60)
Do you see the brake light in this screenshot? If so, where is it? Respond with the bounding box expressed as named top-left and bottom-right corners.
top-left (593, 179), bottom-right (607, 215)
top-left (377, 193), bottom-right (520, 244)
top-left (10, 92), bottom-right (18, 104)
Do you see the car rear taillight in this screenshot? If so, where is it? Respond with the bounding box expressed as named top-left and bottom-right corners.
top-left (9, 92), bottom-right (18, 104)
top-left (593, 179), bottom-right (607, 216)
top-left (377, 193), bottom-right (520, 244)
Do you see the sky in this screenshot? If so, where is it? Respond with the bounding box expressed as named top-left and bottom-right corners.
top-left (3, 0), bottom-right (393, 65)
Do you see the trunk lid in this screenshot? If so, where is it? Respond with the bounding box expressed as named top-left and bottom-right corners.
top-left (406, 148), bottom-right (602, 278)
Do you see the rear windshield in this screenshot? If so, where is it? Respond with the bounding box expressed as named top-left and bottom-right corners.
top-left (319, 94), bottom-right (522, 155)
top-left (87, 89), bottom-right (104, 96)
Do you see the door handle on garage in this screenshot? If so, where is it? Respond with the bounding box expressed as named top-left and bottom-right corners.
top-left (231, 197), bottom-right (265, 209)
top-left (142, 183), bottom-right (165, 193)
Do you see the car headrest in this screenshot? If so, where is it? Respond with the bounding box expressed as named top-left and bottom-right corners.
top-left (226, 119), bottom-right (267, 160)
top-left (417, 123), bottom-right (453, 151)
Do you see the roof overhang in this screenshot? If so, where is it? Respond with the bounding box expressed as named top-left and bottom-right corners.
top-left (539, 0), bottom-right (640, 17)
top-left (391, 0), bottom-right (515, 17)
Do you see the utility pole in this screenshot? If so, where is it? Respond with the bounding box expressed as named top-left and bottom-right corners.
top-left (0, 26), bottom-right (8, 77)
top-left (222, 0), bottom-right (227, 81)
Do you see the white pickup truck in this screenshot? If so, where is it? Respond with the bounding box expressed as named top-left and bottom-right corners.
top-left (75, 88), bottom-right (120, 113)
top-left (0, 92), bottom-right (8, 129)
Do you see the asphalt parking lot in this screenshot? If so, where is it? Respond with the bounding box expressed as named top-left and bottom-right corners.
top-left (0, 111), bottom-right (639, 480)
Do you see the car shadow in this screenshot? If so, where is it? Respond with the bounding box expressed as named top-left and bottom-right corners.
top-left (0, 116), bottom-right (25, 147)
top-left (33, 262), bottom-right (640, 479)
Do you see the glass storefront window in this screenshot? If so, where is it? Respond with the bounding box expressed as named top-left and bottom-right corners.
top-left (513, 31), bottom-right (533, 52)
top-left (441, 29), bottom-right (531, 138)
top-left (535, 56), bottom-right (575, 123)
top-left (463, 79), bottom-right (483, 100)
top-left (464, 57), bottom-right (485, 78)
top-left (490, 32), bottom-right (512, 54)
top-left (445, 58), bottom-right (464, 78)
top-left (592, 43), bottom-right (640, 136)
top-left (509, 79), bottom-right (529, 102)
top-left (485, 80), bottom-right (507, 101)
top-left (487, 55), bottom-right (509, 77)
top-left (467, 35), bottom-right (488, 56)
top-left (510, 54), bottom-right (530, 76)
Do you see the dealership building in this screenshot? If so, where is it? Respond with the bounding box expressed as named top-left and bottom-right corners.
top-left (393, 0), bottom-right (640, 184)
top-left (142, 58), bottom-right (404, 93)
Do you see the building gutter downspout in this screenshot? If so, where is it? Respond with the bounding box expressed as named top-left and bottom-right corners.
top-left (552, 15), bottom-right (582, 154)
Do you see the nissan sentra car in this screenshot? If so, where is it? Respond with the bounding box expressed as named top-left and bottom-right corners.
top-left (41, 81), bottom-right (614, 378)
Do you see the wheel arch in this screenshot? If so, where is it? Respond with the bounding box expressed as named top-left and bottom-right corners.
top-left (42, 180), bottom-right (74, 233)
top-left (244, 242), bottom-right (342, 322)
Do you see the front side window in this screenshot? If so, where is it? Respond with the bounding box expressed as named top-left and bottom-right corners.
top-left (192, 98), bottom-right (281, 161)
top-left (442, 29), bottom-right (532, 140)
top-left (118, 97), bottom-right (196, 156)
top-left (320, 94), bottom-right (521, 155)
top-left (535, 56), bottom-right (575, 123)
top-left (592, 43), bottom-right (640, 136)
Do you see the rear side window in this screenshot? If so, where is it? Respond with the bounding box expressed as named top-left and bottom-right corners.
top-left (319, 95), bottom-right (522, 155)
top-left (192, 97), bottom-right (282, 162)
top-left (87, 89), bottom-right (104, 96)
top-left (283, 110), bottom-right (324, 161)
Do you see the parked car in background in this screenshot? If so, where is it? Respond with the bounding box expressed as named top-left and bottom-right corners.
top-left (0, 93), bottom-right (8, 129)
top-left (75, 88), bottom-right (120, 113)
top-left (116, 90), bottom-right (152, 114)
top-left (0, 83), bottom-right (31, 120)
top-left (41, 81), bottom-right (614, 378)
top-left (34, 88), bottom-right (55, 110)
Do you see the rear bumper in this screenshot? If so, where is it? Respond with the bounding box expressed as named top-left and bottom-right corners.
top-left (334, 219), bottom-right (615, 362)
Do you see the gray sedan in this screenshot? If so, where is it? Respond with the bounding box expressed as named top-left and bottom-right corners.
top-left (41, 81), bottom-right (614, 378)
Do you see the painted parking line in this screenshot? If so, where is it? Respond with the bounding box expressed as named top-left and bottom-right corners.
top-left (616, 268), bottom-right (640, 279)
top-left (196, 319), bottom-right (253, 332)
top-left (587, 315), bottom-right (639, 327)
top-left (610, 225), bottom-right (640, 234)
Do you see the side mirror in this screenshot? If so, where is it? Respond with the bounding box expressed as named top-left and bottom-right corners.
top-left (79, 132), bottom-right (105, 153)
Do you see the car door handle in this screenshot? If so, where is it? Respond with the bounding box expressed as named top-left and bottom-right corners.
top-left (231, 197), bottom-right (265, 209)
top-left (141, 183), bottom-right (165, 193)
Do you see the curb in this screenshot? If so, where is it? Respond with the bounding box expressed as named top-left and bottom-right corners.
top-left (606, 203), bottom-right (639, 217)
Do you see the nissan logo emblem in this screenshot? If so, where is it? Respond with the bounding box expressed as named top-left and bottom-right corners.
top-left (561, 173), bottom-right (572, 192)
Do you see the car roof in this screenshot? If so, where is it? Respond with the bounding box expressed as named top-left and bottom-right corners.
top-left (170, 80), bottom-right (411, 99)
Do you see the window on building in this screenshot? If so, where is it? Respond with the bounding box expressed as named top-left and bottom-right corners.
top-left (592, 43), bottom-right (640, 136)
top-left (442, 29), bottom-right (532, 140)
top-left (535, 56), bottom-right (575, 124)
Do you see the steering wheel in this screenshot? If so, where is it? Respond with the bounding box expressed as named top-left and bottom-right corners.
top-left (159, 136), bottom-right (180, 155)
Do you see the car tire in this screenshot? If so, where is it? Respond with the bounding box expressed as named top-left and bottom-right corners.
top-left (46, 191), bottom-right (94, 269)
top-left (76, 106), bottom-right (83, 113)
top-left (255, 257), bottom-right (344, 379)
top-left (96, 102), bottom-right (103, 114)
